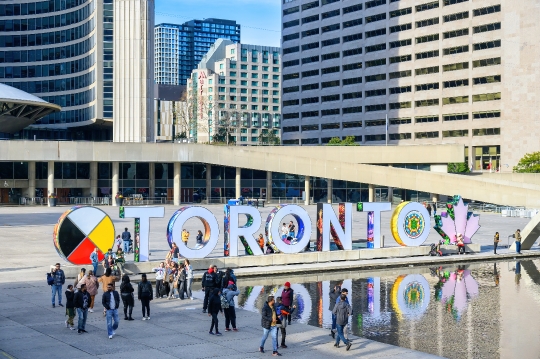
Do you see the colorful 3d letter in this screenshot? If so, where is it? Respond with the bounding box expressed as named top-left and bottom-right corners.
top-left (316, 203), bottom-right (352, 251)
top-left (124, 207), bottom-right (165, 262)
top-left (391, 202), bottom-right (431, 247)
top-left (434, 195), bottom-right (480, 245)
top-left (167, 206), bottom-right (219, 259)
top-left (265, 204), bottom-right (312, 254)
top-left (362, 202), bottom-right (391, 249)
top-left (391, 274), bottom-right (430, 320)
top-left (226, 205), bottom-right (263, 257)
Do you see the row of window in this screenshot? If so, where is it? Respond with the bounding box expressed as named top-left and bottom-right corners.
top-left (0, 52), bottom-right (95, 79)
top-left (39, 88), bottom-right (94, 108)
top-left (1, 70), bottom-right (95, 94)
top-left (36, 105), bottom-right (94, 125)
top-left (0, 37), bottom-right (94, 64)
top-left (283, 128), bottom-right (500, 140)
top-left (216, 104), bottom-right (280, 112)
top-left (0, 0), bottom-right (89, 17)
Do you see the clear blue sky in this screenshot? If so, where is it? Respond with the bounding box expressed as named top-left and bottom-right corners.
top-left (155, 0), bottom-right (281, 47)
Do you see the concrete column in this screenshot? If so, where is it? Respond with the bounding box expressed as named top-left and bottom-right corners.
top-left (235, 167), bottom-right (241, 199)
top-left (266, 171), bottom-right (272, 204)
top-left (327, 178), bottom-right (333, 204)
top-left (148, 163), bottom-right (155, 199)
top-left (90, 162), bottom-right (98, 198)
top-left (174, 162), bottom-right (181, 206)
top-left (27, 161), bottom-right (35, 198)
top-left (206, 164), bottom-right (211, 204)
top-left (112, 161), bottom-right (119, 206)
top-left (47, 161), bottom-right (54, 206)
top-left (304, 176), bottom-right (310, 205)
top-left (369, 183), bottom-right (375, 202)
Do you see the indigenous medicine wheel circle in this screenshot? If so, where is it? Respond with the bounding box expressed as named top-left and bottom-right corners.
top-left (403, 211), bottom-right (424, 239)
top-left (53, 206), bottom-right (115, 265)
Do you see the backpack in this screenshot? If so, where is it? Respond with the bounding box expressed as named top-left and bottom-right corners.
top-left (220, 293), bottom-right (230, 309)
top-left (47, 272), bottom-right (54, 286)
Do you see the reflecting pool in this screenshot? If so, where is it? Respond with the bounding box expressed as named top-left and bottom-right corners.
top-left (235, 259), bottom-right (540, 359)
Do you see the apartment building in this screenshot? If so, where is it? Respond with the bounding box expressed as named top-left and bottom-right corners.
top-left (187, 39), bottom-right (281, 145)
top-left (280, 0), bottom-right (540, 171)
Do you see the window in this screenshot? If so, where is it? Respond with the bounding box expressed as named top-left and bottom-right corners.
top-left (474, 22), bottom-right (501, 34)
top-left (365, 28), bottom-right (386, 38)
top-left (252, 73), bottom-right (259, 78)
top-left (343, 121), bottom-right (362, 128)
top-left (343, 4), bottom-right (363, 14)
top-left (343, 91), bottom-right (362, 100)
top-left (343, 19), bottom-right (362, 29)
top-left (240, 65), bottom-right (247, 70)
top-left (322, 52), bottom-right (340, 61)
top-left (343, 62), bottom-right (362, 71)
top-left (302, 69), bottom-right (319, 77)
top-left (365, 73), bottom-right (386, 82)
top-left (390, 133), bottom-right (412, 140)
top-left (283, 139), bottom-right (300, 144)
top-left (283, 33), bottom-right (300, 42)
top-left (415, 131), bottom-right (439, 139)
top-left (472, 92), bottom-right (501, 102)
top-left (416, 82), bottom-right (439, 91)
top-left (366, 134), bottom-right (387, 141)
top-left (443, 95), bottom-right (469, 104)
top-left (283, 19), bottom-right (300, 29)
top-left (302, 124), bottom-right (319, 131)
top-left (302, 111), bottom-right (319, 118)
top-left (241, 81), bottom-right (248, 86)
top-left (365, 0), bottom-right (386, 9)
top-left (390, 117), bottom-right (412, 125)
top-left (416, 50), bottom-right (439, 60)
top-left (283, 113), bottom-right (300, 120)
top-left (390, 86), bottom-right (412, 94)
top-left (416, 1), bottom-right (439, 12)
top-left (474, 40), bottom-right (501, 51)
top-left (302, 28), bottom-right (320, 37)
top-left (444, 79), bottom-right (468, 88)
top-left (365, 104), bottom-right (387, 112)
top-left (365, 13), bottom-right (386, 23)
top-left (322, 80), bottom-right (340, 88)
top-left (322, 23), bottom-right (340, 33)
top-left (365, 43), bottom-right (386, 53)
top-left (444, 45), bottom-right (469, 55)
top-left (302, 14), bottom-right (319, 25)
top-left (473, 75), bottom-right (501, 85)
top-left (473, 128), bottom-right (500, 136)
top-left (283, 46), bottom-right (300, 55)
top-left (283, 99), bottom-right (299, 107)
top-left (443, 28), bottom-right (469, 39)
top-left (343, 76), bottom-right (362, 85)
top-left (302, 42), bottom-right (319, 51)
top-left (322, 9), bottom-right (340, 19)
top-left (444, 11), bottom-right (469, 22)
top-left (283, 6), bottom-right (299, 16)
top-left (321, 122), bottom-right (340, 129)
top-left (322, 37), bottom-right (341, 46)
top-left (390, 23), bottom-right (412, 33)
top-left (366, 120), bottom-right (386, 127)
top-left (283, 86), bottom-right (299, 93)
top-left (302, 0), bottom-right (319, 11)
top-left (389, 70), bottom-right (412, 79)
top-left (390, 54), bottom-right (412, 63)
top-left (443, 113), bottom-right (468, 121)
top-left (322, 109), bottom-right (340, 116)
top-left (474, 5), bottom-right (501, 17)
top-left (343, 48), bottom-right (362, 57)
top-left (390, 101), bottom-right (412, 109)
top-left (252, 81), bottom-right (259, 86)
top-left (443, 62), bottom-right (469, 72)
top-left (343, 106), bottom-right (362, 114)
top-left (365, 58), bottom-right (386, 68)
top-left (416, 33), bottom-right (439, 44)
top-left (416, 99), bottom-right (439, 107)
top-left (416, 115), bottom-right (439, 123)
top-left (283, 126), bottom-right (300, 132)
top-left (444, 0), bottom-right (468, 5)
top-left (301, 138), bottom-right (320, 145)
top-left (473, 110), bottom-right (500, 119)
top-left (416, 17), bottom-right (439, 28)
top-left (302, 55), bottom-right (319, 64)
top-left (390, 39), bottom-right (412, 48)
top-left (342, 34), bottom-right (362, 43)
top-left (390, 7), bottom-right (412, 17)
top-left (302, 83), bottom-right (319, 91)
top-left (365, 89), bottom-right (386, 97)
top-left (322, 66), bottom-right (340, 74)
top-left (473, 57), bottom-right (501, 68)
top-left (443, 129), bottom-right (469, 137)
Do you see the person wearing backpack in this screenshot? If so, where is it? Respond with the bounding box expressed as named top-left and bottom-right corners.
top-left (222, 284), bottom-right (240, 332)
top-left (281, 282), bottom-right (294, 325)
top-left (332, 294), bottom-right (352, 351)
top-left (50, 263), bottom-right (65, 308)
top-left (137, 273), bottom-right (153, 320)
top-left (207, 288), bottom-right (223, 336)
top-left (202, 266), bottom-right (217, 313)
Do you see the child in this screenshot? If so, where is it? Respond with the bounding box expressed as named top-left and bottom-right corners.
top-left (276, 296), bottom-right (296, 349)
top-left (65, 285), bottom-right (76, 330)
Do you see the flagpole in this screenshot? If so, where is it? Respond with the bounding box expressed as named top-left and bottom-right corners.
top-left (385, 114), bottom-right (388, 146)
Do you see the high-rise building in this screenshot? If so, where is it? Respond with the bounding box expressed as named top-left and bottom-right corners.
top-left (186, 39), bottom-right (281, 145)
top-left (280, 0), bottom-right (540, 171)
top-left (154, 18), bottom-right (241, 86)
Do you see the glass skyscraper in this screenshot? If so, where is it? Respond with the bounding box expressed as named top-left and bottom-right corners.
top-left (155, 18), bottom-right (241, 86)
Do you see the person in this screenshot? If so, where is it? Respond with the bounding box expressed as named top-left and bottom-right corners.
top-left (182, 229), bottom-right (190, 246)
top-left (196, 230), bottom-right (203, 245)
top-left (275, 296), bottom-right (295, 349)
top-left (75, 268), bottom-right (86, 289)
top-left (98, 267), bottom-right (120, 316)
top-left (185, 259), bottom-right (194, 300)
top-left (102, 283), bottom-right (120, 339)
top-left (281, 223), bottom-right (288, 240)
top-left (260, 295), bottom-right (280, 356)
top-left (223, 284), bottom-right (240, 331)
top-left (177, 262), bottom-right (187, 300)
top-left (122, 227), bottom-right (132, 254)
top-left (213, 265), bottom-right (225, 291)
top-left (456, 233), bottom-right (465, 255)
top-left (78, 270), bottom-right (98, 313)
top-left (64, 284), bottom-right (76, 330)
top-left (257, 234), bottom-right (265, 251)
top-left (332, 294), bottom-right (352, 351)
top-left (138, 273), bottom-right (153, 320)
top-left (168, 262), bottom-right (180, 299)
top-left (515, 229), bottom-right (522, 254)
top-left (115, 248), bottom-right (125, 274)
top-left (90, 248), bottom-right (99, 276)
top-left (51, 263), bottom-right (65, 308)
top-left (74, 283), bottom-right (90, 334)
top-left (494, 232), bottom-right (500, 254)
top-left (222, 268), bottom-right (237, 289)
top-left (515, 260), bottom-right (522, 285)
top-left (266, 242), bottom-right (275, 254)
top-left (120, 275), bottom-right (135, 320)
top-left (115, 235), bottom-right (122, 251)
top-left (433, 201), bottom-right (437, 217)
top-left (426, 204), bottom-right (432, 217)
top-left (288, 221), bottom-right (295, 238)
top-left (208, 288), bottom-right (223, 336)
top-left (281, 282), bottom-right (294, 325)
top-left (202, 265), bottom-right (217, 313)
top-left (103, 248), bottom-right (116, 270)
top-left (153, 262), bottom-right (166, 299)
top-left (329, 284), bottom-right (342, 338)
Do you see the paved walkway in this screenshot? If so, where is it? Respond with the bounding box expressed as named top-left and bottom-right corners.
top-left (0, 279), bottom-right (441, 359)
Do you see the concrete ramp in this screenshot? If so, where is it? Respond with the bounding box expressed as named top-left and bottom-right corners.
top-left (512, 211), bottom-right (540, 250)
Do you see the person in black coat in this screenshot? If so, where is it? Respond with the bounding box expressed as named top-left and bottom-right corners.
top-left (64, 285), bottom-right (76, 330)
top-left (137, 273), bottom-right (153, 320)
top-left (120, 275), bottom-right (135, 320)
top-left (74, 284), bottom-right (90, 334)
top-left (207, 288), bottom-right (223, 336)
top-left (202, 266), bottom-right (217, 313)
top-left (102, 283), bottom-right (120, 339)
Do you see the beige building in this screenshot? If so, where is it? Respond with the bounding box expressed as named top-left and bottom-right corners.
top-left (187, 39), bottom-right (281, 144)
top-left (280, 0), bottom-right (540, 171)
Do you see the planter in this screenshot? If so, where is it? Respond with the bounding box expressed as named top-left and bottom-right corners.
top-left (116, 197), bottom-right (124, 206)
top-left (49, 198), bottom-right (57, 207)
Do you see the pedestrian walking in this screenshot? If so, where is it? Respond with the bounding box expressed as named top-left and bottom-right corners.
top-left (515, 229), bottom-right (522, 254)
top-left (433, 201), bottom-right (437, 217)
top-left (120, 275), bottom-right (135, 320)
top-left (74, 268), bottom-right (86, 289)
top-left (102, 283), bottom-right (120, 339)
top-left (275, 296), bottom-right (295, 349)
top-left (185, 259), bottom-right (194, 300)
top-left (138, 273), bottom-right (153, 320)
top-left (494, 232), bottom-right (500, 254)
top-left (202, 265), bottom-right (217, 313)
top-left (223, 284), bottom-right (240, 332)
top-left (122, 227), bottom-right (132, 253)
top-left (74, 283), bottom-right (90, 334)
top-left (90, 248), bottom-right (99, 276)
top-left (332, 294), bottom-right (352, 351)
top-left (259, 295), bottom-right (281, 356)
top-left (77, 270), bottom-right (98, 312)
top-left (50, 263), bottom-right (65, 308)
top-left (99, 267), bottom-right (120, 316)
top-left (329, 284), bottom-right (342, 338)
top-left (208, 288), bottom-right (223, 336)
top-left (64, 285), bottom-right (76, 330)
top-left (153, 262), bottom-right (166, 299)
top-left (281, 282), bottom-right (294, 325)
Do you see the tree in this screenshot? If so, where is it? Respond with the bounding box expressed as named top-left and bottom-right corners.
top-left (513, 151), bottom-right (540, 173)
top-left (448, 162), bottom-right (470, 173)
top-left (174, 91), bottom-right (197, 141)
top-left (258, 129), bottom-right (280, 145)
top-left (215, 110), bottom-right (240, 145)
top-left (326, 136), bottom-right (359, 146)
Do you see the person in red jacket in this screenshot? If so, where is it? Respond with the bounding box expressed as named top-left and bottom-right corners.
top-left (281, 282), bottom-right (294, 325)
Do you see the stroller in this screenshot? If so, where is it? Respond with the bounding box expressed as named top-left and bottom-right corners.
top-left (429, 241), bottom-right (443, 256)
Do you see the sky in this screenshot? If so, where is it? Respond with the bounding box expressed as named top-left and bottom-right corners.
top-left (155, 0), bottom-right (281, 47)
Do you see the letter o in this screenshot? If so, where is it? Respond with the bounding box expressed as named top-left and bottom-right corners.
top-left (391, 202), bottom-right (431, 246)
top-left (265, 204), bottom-right (312, 254)
top-left (167, 206), bottom-right (219, 259)
top-left (391, 274), bottom-right (430, 320)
